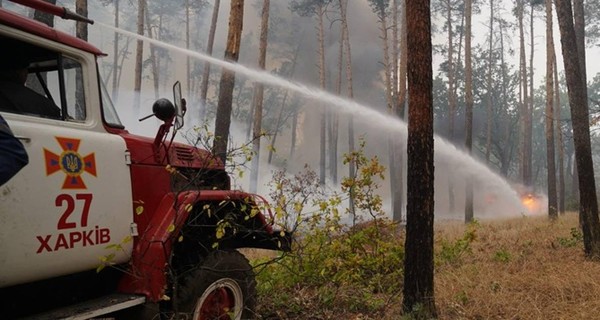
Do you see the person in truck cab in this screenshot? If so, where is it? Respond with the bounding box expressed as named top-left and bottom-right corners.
top-left (0, 113), bottom-right (28, 186)
top-left (0, 55), bottom-right (61, 119)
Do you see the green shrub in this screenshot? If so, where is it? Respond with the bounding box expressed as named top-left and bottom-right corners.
top-left (436, 221), bottom-right (478, 266)
top-left (556, 227), bottom-right (583, 248)
top-left (493, 248), bottom-right (512, 263)
top-left (254, 140), bottom-right (404, 317)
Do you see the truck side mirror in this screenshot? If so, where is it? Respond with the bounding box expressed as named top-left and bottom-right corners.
top-left (173, 81), bottom-right (186, 131)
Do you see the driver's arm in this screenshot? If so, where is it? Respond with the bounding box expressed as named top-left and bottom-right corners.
top-left (0, 115), bottom-right (28, 186)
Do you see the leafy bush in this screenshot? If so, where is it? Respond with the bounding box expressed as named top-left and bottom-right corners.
top-left (556, 227), bottom-right (583, 248)
top-left (254, 140), bottom-right (404, 317)
top-left (493, 248), bottom-right (512, 263)
top-left (436, 221), bottom-right (478, 266)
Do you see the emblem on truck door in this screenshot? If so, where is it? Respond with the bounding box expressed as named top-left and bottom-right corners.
top-left (44, 137), bottom-right (97, 189)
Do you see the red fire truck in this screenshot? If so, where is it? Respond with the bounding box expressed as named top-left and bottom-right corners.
top-left (0, 1), bottom-right (290, 319)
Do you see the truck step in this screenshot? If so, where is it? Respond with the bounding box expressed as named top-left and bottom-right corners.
top-left (20, 293), bottom-right (146, 320)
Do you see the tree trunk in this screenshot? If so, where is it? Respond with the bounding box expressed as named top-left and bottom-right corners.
top-left (329, 11), bottom-right (342, 185)
top-left (111, 0), bottom-right (120, 103)
top-left (464, 0), bottom-right (474, 223)
top-left (74, 0), bottom-right (88, 120)
top-left (317, 4), bottom-right (326, 185)
top-left (290, 110), bottom-right (298, 158)
top-left (555, 56), bottom-right (566, 214)
top-left (572, 0), bottom-right (585, 202)
top-left (76, 0), bottom-right (88, 41)
top-left (517, 0), bottom-right (530, 186)
top-left (394, 0), bottom-right (407, 223)
top-left (378, 5), bottom-right (393, 112)
top-left (145, 5), bottom-right (159, 100)
top-left (527, 1), bottom-right (534, 186)
top-left (374, 1), bottom-right (397, 224)
top-left (403, 0), bottom-right (437, 316)
top-left (445, 0), bottom-right (457, 214)
top-left (213, 0), bottom-right (244, 164)
top-left (268, 42), bottom-right (301, 164)
top-left (499, 19), bottom-right (511, 177)
top-left (554, 0), bottom-right (600, 258)
top-left (545, 0), bottom-right (558, 219)
top-left (340, 0), bottom-right (357, 220)
top-left (34, 0), bottom-right (57, 27)
top-left (185, 0), bottom-right (191, 94)
top-left (199, 0), bottom-right (221, 123)
top-left (249, 0), bottom-right (270, 194)
top-left (390, 0), bottom-right (404, 223)
top-left (485, 0), bottom-right (493, 163)
top-left (133, 0), bottom-right (145, 112)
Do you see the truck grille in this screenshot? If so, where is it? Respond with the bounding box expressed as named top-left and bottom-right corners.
top-left (174, 146), bottom-right (194, 162)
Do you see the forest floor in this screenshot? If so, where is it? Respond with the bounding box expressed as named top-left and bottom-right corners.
top-left (248, 212), bottom-right (600, 319)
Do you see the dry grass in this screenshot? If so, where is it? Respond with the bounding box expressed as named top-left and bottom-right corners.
top-left (436, 213), bottom-right (600, 319)
top-left (388, 213), bottom-right (600, 319)
top-left (254, 212), bottom-right (600, 319)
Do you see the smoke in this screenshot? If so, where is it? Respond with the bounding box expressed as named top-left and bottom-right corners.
top-left (86, 0), bottom-right (550, 223)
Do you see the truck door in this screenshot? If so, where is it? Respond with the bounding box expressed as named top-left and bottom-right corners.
top-left (0, 37), bottom-right (134, 288)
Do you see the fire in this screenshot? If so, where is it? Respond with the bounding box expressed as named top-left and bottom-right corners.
top-left (521, 193), bottom-right (542, 215)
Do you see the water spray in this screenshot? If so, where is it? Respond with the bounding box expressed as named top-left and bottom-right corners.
top-left (95, 22), bottom-right (531, 217)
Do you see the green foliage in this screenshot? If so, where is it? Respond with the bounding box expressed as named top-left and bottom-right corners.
top-left (493, 248), bottom-right (512, 263)
top-left (342, 138), bottom-right (386, 224)
top-left (455, 290), bottom-right (469, 305)
top-left (255, 143), bottom-right (403, 316)
top-left (436, 221), bottom-right (478, 266)
top-left (556, 227), bottom-right (583, 248)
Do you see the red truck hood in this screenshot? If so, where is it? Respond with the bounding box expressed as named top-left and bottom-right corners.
top-left (119, 132), bottom-right (224, 169)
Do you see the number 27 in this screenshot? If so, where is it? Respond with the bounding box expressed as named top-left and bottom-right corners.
top-left (56, 193), bottom-right (93, 230)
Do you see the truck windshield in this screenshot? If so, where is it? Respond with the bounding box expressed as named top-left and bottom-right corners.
top-left (99, 74), bottom-right (124, 128)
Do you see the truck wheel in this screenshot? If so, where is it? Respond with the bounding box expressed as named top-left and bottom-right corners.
top-left (175, 250), bottom-right (256, 320)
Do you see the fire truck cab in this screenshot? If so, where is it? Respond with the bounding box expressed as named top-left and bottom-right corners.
top-left (0, 1), bottom-right (289, 319)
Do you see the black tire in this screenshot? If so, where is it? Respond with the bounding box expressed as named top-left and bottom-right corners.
top-left (175, 250), bottom-right (257, 320)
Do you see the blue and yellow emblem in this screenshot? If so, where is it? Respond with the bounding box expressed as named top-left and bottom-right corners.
top-left (44, 137), bottom-right (97, 189)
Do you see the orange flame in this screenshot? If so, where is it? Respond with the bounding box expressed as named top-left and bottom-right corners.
top-left (521, 193), bottom-right (541, 214)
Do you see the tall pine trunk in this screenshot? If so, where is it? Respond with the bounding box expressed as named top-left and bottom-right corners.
top-left (527, 2), bottom-right (534, 185)
top-left (545, 0), bottom-right (557, 219)
top-left (249, 0), bottom-right (270, 193)
top-left (317, 4), bottom-right (326, 185)
top-left (395, 0), bottom-right (408, 222)
top-left (199, 0), bottom-right (221, 123)
top-left (75, 0), bottom-right (88, 120)
top-left (268, 42), bottom-right (301, 164)
top-left (464, 0), bottom-right (474, 223)
top-left (446, 0), bottom-right (457, 214)
top-left (517, 0), bottom-right (530, 186)
top-left (499, 20), bottom-right (512, 176)
top-left (554, 0), bottom-right (600, 258)
top-left (34, 0), bottom-right (57, 27)
top-left (213, 0), bottom-right (244, 164)
top-left (572, 0), bottom-right (586, 203)
top-left (340, 0), bottom-right (357, 220)
top-left (485, 0), bottom-right (493, 163)
top-left (144, 5), bottom-right (159, 100)
top-left (555, 56), bottom-right (566, 214)
top-left (133, 0), bottom-right (145, 112)
top-left (403, 0), bottom-right (436, 316)
top-left (111, 0), bottom-right (120, 103)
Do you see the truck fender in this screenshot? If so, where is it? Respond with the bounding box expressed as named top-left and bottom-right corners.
top-left (117, 190), bottom-right (284, 302)
top-left (118, 191), bottom-right (199, 301)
